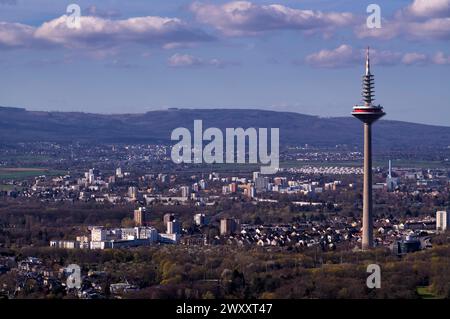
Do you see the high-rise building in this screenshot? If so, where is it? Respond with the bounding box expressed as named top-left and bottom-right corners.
top-left (194, 213), bottom-right (206, 226)
top-left (229, 182), bottom-right (237, 193)
top-left (134, 207), bottom-right (146, 226)
top-left (180, 186), bottom-right (190, 198)
top-left (255, 176), bottom-right (269, 193)
top-left (87, 168), bottom-right (99, 184)
top-left (220, 218), bottom-right (241, 236)
top-left (128, 186), bottom-right (137, 200)
top-left (116, 167), bottom-right (123, 178)
top-left (436, 211), bottom-right (449, 232)
top-left (352, 47), bottom-right (386, 250)
top-left (167, 220), bottom-right (181, 234)
top-left (163, 213), bottom-right (175, 227)
top-left (91, 227), bottom-right (106, 242)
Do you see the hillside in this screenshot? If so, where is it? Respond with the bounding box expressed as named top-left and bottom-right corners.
top-left (0, 107), bottom-right (449, 149)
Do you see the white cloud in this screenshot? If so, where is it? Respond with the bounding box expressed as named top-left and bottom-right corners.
top-left (190, 1), bottom-right (355, 36)
top-left (357, 0), bottom-right (450, 40)
top-left (0, 22), bottom-right (34, 48)
top-left (400, 0), bottom-right (450, 19)
top-left (356, 17), bottom-right (450, 40)
top-left (304, 44), bottom-right (358, 68)
top-left (168, 53), bottom-right (203, 67)
top-left (305, 45), bottom-right (448, 68)
top-left (401, 52), bottom-right (428, 65)
top-left (406, 18), bottom-right (450, 39)
top-left (167, 53), bottom-right (238, 68)
top-left (432, 51), bottom-right (450, 64)
top-left (0, 14), bottom-right (213, 51)
top-left (162, 42), bottom-right (197, 50)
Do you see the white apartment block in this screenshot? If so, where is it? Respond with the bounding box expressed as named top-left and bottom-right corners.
top-left (436, 211), bottom-right (449, 232)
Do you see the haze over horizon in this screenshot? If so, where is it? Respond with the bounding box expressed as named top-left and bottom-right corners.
top-left (0, 0), bottom-right (449, 126)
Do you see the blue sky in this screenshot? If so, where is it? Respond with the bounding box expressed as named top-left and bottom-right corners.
top-left (0, 0), bottom-right (449, 126)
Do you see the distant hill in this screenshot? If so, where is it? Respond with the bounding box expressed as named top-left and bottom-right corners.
top-left (0, 106), bottom-right (449, 149)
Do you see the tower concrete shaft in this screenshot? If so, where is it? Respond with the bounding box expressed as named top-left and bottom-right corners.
top-left (362, 123), bottom-right (373, 250)
top-left (352, 47), bottom-right (385, 250)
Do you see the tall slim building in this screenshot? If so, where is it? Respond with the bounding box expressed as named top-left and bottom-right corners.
top-left (255, 176), bottom-right (269, 193)
top-left (128, 186), bottom-right (137, 200)
top-left (180, 186), bottom-right (190, 198)
top-left (220, 218), bottom-right (241, 236)
top-left (352, 47), bottom-right (386, 250)
top-left (194, 213), bottom-right (206, 226)
top-left (436, 211), bottom-right (449, 232)
top-left (134, 207), bottom-right (146, 226)
top-left (167, 220), bottom-right (181, 235)
top-left (163, 213), bottom-right (175, 227)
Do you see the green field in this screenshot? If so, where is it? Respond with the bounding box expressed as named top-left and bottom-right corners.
top-left (0, 154), bottom-right (53, 163)
top-left (0, 184), bottom-right (15, 191)
top-left (0, 168), bottom-right (66, 180)
top-left (416, 286), bottom-right (442, 299)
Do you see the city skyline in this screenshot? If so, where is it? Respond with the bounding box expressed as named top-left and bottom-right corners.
top-left (0, 0), bottom-right (449, 126)
top-left (1, 0), bottom-right (450, 305)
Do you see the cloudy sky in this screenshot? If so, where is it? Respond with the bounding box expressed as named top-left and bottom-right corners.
top-left (0, 0), bottom-right (449, 125)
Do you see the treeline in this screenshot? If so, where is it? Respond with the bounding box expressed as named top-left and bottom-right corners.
top-left (2, 235), bottom-right (450, 299)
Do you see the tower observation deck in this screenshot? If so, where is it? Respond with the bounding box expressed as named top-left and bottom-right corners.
top-left (352, 47), bottom-right (385, 124)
